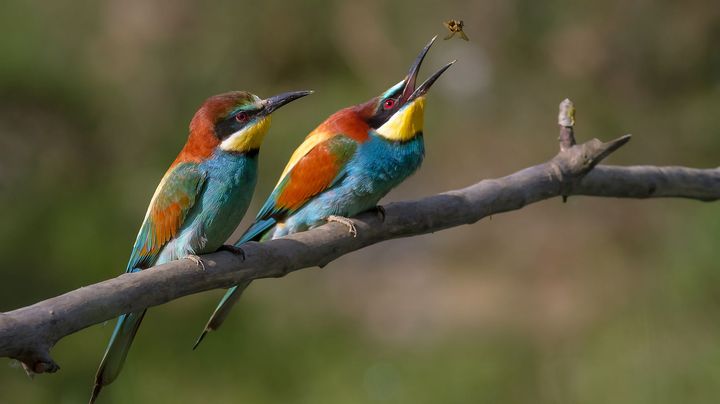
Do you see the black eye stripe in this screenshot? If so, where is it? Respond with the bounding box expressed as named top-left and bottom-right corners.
top-left (213, 105), bottom-right (266, 139)
top-left (215, 112), bottom-right (254, 140)
top-left (366, 96), bottom-right (401, 128)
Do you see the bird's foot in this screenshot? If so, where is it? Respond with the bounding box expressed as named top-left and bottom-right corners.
top-left (218, 244), bottom-right (246, 262)
top-left (184, 254), bottom-right (206, 271)
top-left (371, 205), bottom-right (386, 222)
top-left (327, 215), bottom-right (357, 237)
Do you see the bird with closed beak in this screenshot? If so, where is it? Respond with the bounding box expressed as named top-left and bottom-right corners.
top-left (90, 89), bottom-right (312, 403)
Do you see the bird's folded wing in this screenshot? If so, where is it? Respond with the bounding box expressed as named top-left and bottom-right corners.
top-left (126, 162), bottom-right (206, 271)
top-left (255, 134), bottom-right (358, 221)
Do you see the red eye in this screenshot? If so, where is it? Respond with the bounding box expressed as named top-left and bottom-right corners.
top-left (383, 99), bottom-right (396, 110)
top-left (235, 112), bottom-right (248, 122)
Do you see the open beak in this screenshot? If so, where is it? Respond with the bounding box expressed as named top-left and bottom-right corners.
top-left (408, 60), bottom-right (455, 101)
top-left (400, 37), bottom-right (455, 102)
top-left (262, 90), bottom-right (314, 114)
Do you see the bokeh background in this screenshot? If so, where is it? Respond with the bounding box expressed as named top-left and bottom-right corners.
top-left (1, 0), bottom-right (719, 403)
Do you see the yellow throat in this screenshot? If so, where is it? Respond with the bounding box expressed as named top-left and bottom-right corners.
top-left (220, 115), bottom-right (272, 152)
top-left (376, 97), bottom-right (425, 142)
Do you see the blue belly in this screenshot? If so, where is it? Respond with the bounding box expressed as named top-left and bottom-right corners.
top-left (275, 133), bottom-right (424, 236)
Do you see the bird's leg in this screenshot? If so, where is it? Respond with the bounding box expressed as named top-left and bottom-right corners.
top-left (218, 244), bottom-right (246, 262)
top-left (184, 255), bottom-right (206, 271)
top-left (327, 215), bottom-right (357, 237)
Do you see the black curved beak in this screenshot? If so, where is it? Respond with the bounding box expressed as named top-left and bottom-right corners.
top-left (262, 90), bottom-right (314, 114)
top-left (400, 37), bottom-right (455, 102)
top-left (408, 60), bottom-right (456, 101)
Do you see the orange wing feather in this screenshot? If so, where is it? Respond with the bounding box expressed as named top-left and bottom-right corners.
top-left (127, 163), bottom-right (206, 271)
top-left (256, 109), bottom-right (368, 220)
top-left (276, 107), bottom-right (370, 182)
top-left (275, 140), bottom-right (350, 212)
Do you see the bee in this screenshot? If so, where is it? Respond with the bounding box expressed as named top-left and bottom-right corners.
top-left (443, 19), bottom-right (469, 41)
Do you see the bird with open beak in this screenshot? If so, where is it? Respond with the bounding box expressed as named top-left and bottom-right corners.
top-left (194, 37), bottom-right (455, 349)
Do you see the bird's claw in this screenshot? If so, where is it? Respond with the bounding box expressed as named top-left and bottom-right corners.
top-left (218, 244), bottom-right (246, 262)
top-left (184, 254), bottom-right (206, 271)
top-left (20, 363), bottom-right (35, 379)
top-left (327, 215), bottom-right (357, 237)
top-left (373, 205), bottom-right (386, 222)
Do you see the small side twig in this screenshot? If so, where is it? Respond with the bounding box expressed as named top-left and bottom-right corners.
top-left (558, 98), bottom-right (576, 151)
top-left (554, 98), bottom-right (632, 201)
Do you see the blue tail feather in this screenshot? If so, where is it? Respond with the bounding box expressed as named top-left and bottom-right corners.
top-left (90, 309), bottom-right (147, 403)
top-left (236, 217), bottom-right (276, 245)
top-left (193, 218), bottom-right (276, 350)
top-left (192, 281), bottom-right (251, 350)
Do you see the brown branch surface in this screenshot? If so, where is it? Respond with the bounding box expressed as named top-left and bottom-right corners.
top-left (1, 100), bottom-right (719, 375)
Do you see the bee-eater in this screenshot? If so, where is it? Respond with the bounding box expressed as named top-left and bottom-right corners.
top-left (89, 89), bottom-right (312, 403)
top-left (194, 37), bottom-right (453, 348)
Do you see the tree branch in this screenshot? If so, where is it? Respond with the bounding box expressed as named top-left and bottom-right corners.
top-left (1, 99), bottom-right (718, 375)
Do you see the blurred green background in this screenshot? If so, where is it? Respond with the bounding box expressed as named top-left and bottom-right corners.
top-left (1, 0), bottom-right (719, 403)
